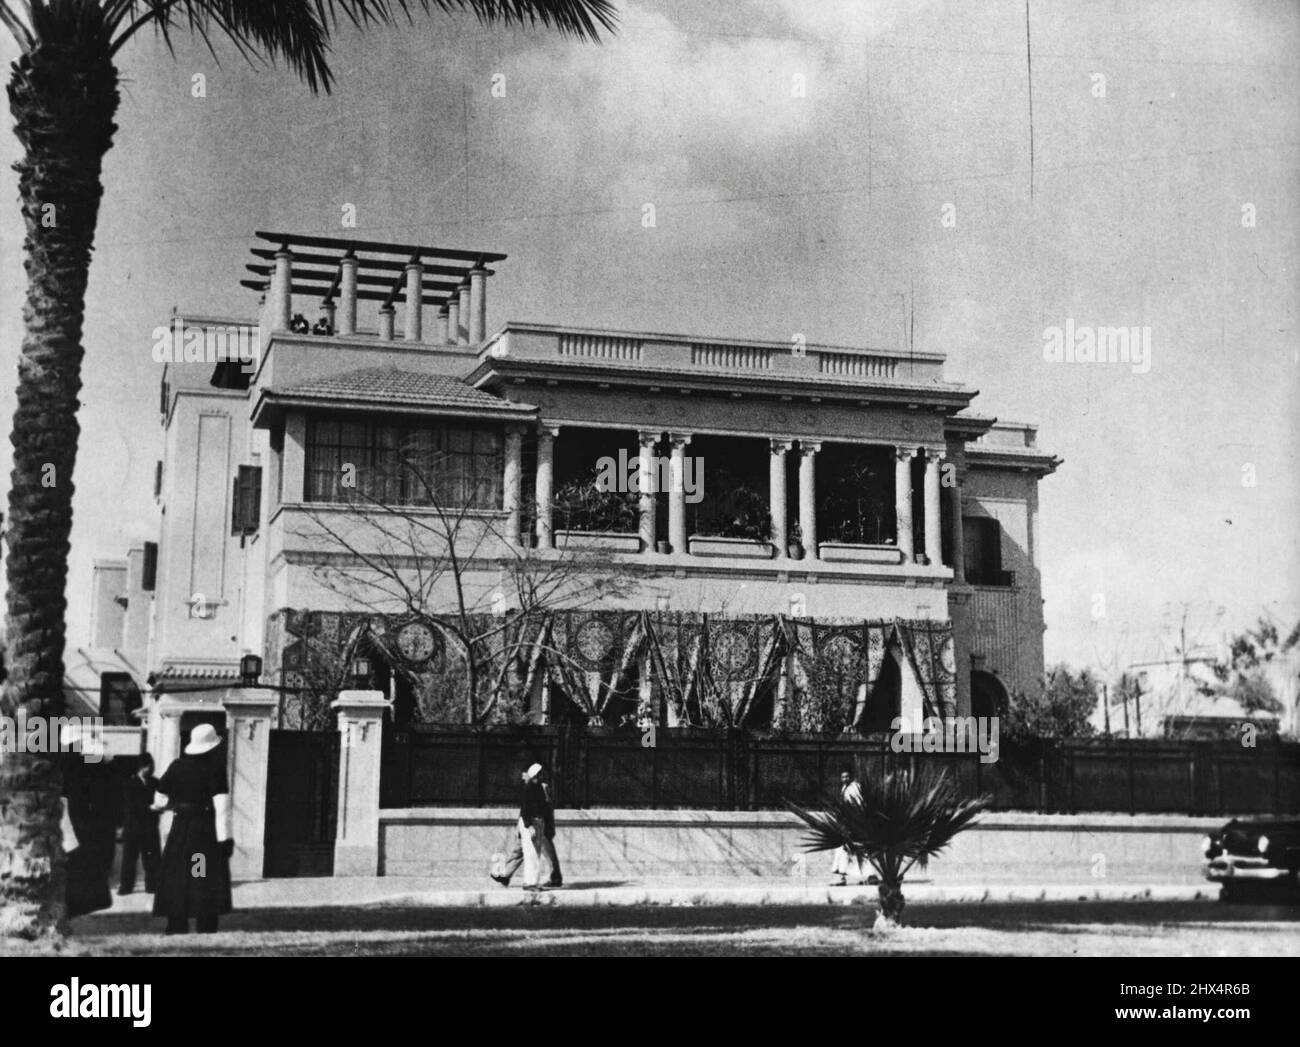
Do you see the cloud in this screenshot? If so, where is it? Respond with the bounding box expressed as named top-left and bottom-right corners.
top-left (469, 1), bottom-right (865, 225)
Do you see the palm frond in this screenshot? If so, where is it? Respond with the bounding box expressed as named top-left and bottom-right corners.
top-left (105, 0), bottom-right (617, 94)
top-left (108, 1), bottom-right (336, 90)
top-left (314, 1), bottom-right (618, 42)
top-left (0, 2), bottom-right (35, 51)
top-left (786, 769), bottom-right (990, 874)
top-left (784, 799), bottom-right (853, 854)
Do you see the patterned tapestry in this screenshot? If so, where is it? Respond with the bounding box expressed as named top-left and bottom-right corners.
top-left (264, 608), bottom-right (958, 729)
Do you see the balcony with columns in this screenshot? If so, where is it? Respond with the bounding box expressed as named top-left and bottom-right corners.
top-left (506, 422), bottom-right (958, 584)
top-left (465, 320), bottom-right (976, 589)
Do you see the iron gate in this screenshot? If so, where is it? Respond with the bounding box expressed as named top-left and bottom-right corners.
top-left (263, 729), bottom-right (340, 877)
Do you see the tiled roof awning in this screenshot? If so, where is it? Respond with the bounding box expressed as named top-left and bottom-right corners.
top-left (242, 231), bottom-right (507, 309)
top-left (252, 366), bottom-right (537, 428)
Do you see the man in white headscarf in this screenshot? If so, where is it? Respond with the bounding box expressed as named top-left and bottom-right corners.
top-left (830, 764), bottom-right (868, 886)
top-left (517, 762), bottom-right (549, 891)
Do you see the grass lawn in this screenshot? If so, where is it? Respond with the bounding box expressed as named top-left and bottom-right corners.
top-left (5, 898), bottom-right (1297, 956)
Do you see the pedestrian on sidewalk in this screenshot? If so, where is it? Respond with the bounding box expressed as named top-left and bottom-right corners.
top-left (61, 725), bottom-right (117, 918)
top-left (539, 768), bottom-right (563, 888)
top-left (152, 725), bottom-right (234, 934)
top-left (516, 762), bottom-right (549, 891)
top-left (119, 754), bottom-right (161, 895)
top-left (492, 762), bottom-right (563, 888)
top-left (830, 764), bottom-right (876, 886)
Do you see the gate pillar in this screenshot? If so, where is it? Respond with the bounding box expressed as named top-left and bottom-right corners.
top-left (332, 690), bottom-right (391, 876)
top-left (149, 695), bottom-right (188, 773)
top-left (222, 689), bottom-right (279, 881)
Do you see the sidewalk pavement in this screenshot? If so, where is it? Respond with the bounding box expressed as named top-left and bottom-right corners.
top-left (99, 876), bottom-right (1219, 915)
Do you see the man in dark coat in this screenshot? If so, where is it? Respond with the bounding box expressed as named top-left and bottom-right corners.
top-left (492, 763), bottom-right (562, 888)
top-left (119, 754), bottom-right (161, 894)
top-left (61, 729), bottom-right (118, 918)
top-left (517, 763), bottom-right (549, 891)
top-left (538, 769), bottom-right (562, 887)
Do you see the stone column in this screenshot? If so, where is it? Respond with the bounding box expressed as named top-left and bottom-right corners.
top-left (457, 282), bottom-right (471, 344)
top-left (503, 425), bottom-right (523, 545)
top-left (924, 449), bottom-right (944, 567)
top-left (637, 431), bottom-right (659, 552)
top-left (446, 297), bottom-right (459, 346)
top-left (894, 446), bottom-right (916, 562)
top-left (948, 476), bottom-right (966, 582)
top-left (769, 439), bottom-right (792, 556)
top-left (332, 690), bottom-right (391, 877)
top-left (797, 440), bottom-right (820, 560)
top-left (272, 249), bottom-right (293, 331)
top-left (535, 426), bottom-right (557, 549)
top-left (282, 412), bottom-right (307, 503)
top-left (434, 304), bottom-right (449, 345)
top-left (339, 255), bottom-right (358, 335)
top-left (378, 304), bottom-right (395, 342)
top-left (222, 689), bottom-right (278, 881)
top-left (149, 695), bottom-right (188, 773)
top-left (468, 267), bottom-right (488, 344)
top-left (668, 433), bottom-right (692, 554)
top-left (403, 262), bottom-right (423, 341)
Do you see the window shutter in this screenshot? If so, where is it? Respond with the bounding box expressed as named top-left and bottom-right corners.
top-left (985, 518), bottom-right (1004, 578)
top-left (961, 517), bottom-right (1006, 586)
top-left (232, 465), bottom-right (263, 534)
top-left (142, 542), bottom-right (158, 591)
top-left (248, 466), bottom-right (263, 530)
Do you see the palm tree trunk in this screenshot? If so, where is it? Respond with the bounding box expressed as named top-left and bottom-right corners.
top-left (0, 20), bottom-right (119, 938)
top-left (876, 880), bottom-right (906, 928)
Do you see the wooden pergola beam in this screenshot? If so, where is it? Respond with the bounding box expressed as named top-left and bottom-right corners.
top-left (254, 229), bottom-right (505, 265)
top-left (249, 248), bottom-right (490, 280)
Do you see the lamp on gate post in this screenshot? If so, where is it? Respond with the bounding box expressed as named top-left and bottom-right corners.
top-left (350, 656), bottom-right (372, 689)
top-left (240, 653), bottom-right (263, 687)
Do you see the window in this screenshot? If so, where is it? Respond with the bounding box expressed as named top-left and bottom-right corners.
top-left (305, 416), bottom-right (503, 510)
top-left (971, 670), bottom-right (1009, 719)
top-left (100, 672), bottom-right (142, 726)
top-left (962, 516), bottom-right (1012, 586)
top-left (142, 542), bottom-right (158, 591)
top-left (231, 465), bottom-right (263, 534)
top-left (153, 460), bottom-right (163, 498)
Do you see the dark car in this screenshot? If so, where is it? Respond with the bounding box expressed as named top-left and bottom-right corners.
top-left (1203, 817), bottom-right (1300, 901)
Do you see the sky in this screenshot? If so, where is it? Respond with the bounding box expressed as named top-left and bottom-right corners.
top-left (0, 0), bottom-right (1296, 675)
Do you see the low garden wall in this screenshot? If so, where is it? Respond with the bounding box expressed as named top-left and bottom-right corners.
top-left (378, 808), bottom-right (1227, 884)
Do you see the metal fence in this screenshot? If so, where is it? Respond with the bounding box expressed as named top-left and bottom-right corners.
top-left (379, 724), bottom-right (1300, 815)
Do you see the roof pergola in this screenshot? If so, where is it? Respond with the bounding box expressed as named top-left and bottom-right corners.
top-left (241, 231), bottom-right (507, 310)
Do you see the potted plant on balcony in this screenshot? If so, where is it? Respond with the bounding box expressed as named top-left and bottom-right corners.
top-left (687, 482), bottom-right (775, 558)
top-left (818, 460), bottom-right (901, 562)
top-left (554, 472), bottom-right (640, 552)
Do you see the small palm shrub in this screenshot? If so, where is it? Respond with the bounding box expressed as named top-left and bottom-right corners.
top-left (787, 770), bottom-right (990, 927)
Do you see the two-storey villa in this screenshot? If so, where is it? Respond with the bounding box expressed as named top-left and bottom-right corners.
top-left (94, 232), bottom-right (1060, 765)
